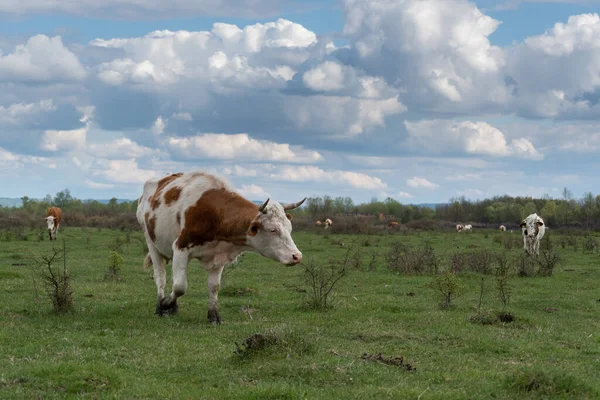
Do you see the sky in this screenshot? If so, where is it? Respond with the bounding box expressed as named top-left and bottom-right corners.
top-left (2, 0), bottom-right (600, 204)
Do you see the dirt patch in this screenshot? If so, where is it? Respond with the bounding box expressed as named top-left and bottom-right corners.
top-left (497, 313), bottom-right (515, 323)
top-left (361, 353), bottom-right (416, 371)
top-left (543, 307), bottom-right (558, 313)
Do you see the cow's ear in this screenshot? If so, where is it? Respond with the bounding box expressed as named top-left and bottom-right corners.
top-left (520, 222), bottom-right (526, 228)
top-left (537, 221), bottom-right (544, 226)
top-left (285, 213), bottom-right (293, 221)
top-left (248, 221), bottom-right (261, 236)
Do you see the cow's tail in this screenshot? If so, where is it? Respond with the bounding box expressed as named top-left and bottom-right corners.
top-left (143, 253), bottom-right (153, 270)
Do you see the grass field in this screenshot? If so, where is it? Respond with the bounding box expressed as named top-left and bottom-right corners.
top-left (1, 227), bottom-right (599, 399)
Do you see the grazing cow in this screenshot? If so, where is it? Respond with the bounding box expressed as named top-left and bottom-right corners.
top-left (520, 213), bottom-right (545, 256)
top-left (499, 225), bottom-right (506, 232)
top-left (324, 218), bottom-right (333, 229)
top-left (388, 221), bottom-right (399, 228)
top-left (464, 224), bottom-right (473, 232)
top-left (456, 224), bottom-right (463, 233)
top-left (136, 171), bottom-right (305, 324)
top-left (45, 207), bottom-right (62, 240)
top-left (315, 220), bottom-right (322, 226)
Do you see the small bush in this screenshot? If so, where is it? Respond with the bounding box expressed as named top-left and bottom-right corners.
top-left (367, 251), bottom-right (378, 271)
top-left (559, 236), bottom-right (567, 249)
top-left (582, 235), bottom-right (598, 254)
top-left (425, 271), bottom-right (466, 309)
top-left (496, 272), bottom-right (512, 310)
top-left (450, 251), bottom-right (467, 273)
top-left (537, 249), bottom-right (560, 277)
top-left (298, 257), bottom-right (347, 310)
top-left (33, 242), bottom-right (74, 314)
top-left (466, 249), bottom-right (495, 274)
top-left (108, 237), bottom-right (124, 254)
top-left (515, 253), bottom-right (536, 277)
top-left (386, 242), bottom-right (439, 275)
top-left (105, 251), bottom-right (123, 281)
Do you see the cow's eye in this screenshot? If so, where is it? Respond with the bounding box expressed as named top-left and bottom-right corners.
top-left (270, 228), bottom-right (277, 233)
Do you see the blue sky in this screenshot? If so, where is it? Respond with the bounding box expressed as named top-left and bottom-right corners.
top-left (1, 0), bottom-right (600, 204)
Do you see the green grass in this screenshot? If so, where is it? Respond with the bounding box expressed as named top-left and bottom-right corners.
top-left (1, 228), bottom-right (599, 399)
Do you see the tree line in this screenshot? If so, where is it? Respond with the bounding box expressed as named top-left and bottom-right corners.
top-left (1, 187), bottom-right (599, 230)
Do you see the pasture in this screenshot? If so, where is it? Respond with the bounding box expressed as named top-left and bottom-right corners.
top-left (1, 227), bottom-right (599, 399)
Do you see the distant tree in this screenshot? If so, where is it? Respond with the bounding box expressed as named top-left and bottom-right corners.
top-left (53, 189), bottom-right (73, 208)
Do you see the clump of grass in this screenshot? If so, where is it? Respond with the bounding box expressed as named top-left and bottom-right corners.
top-left (33, 241), bottom-right (74, 314)
top-left (233, 327), bottom-right (314, 360)
top-left (367, 251), bottom-right (378, 271)
top-left (105, 251), bottom-right (123, 281)
top-left (221, 286), bottom-right (257, 297)
top-left (507, 369), bottom-right (596, 398)
top-left (297, 256), bottom-right (348, 310)
top-left (425, 271), bottom-right (466, 309)
top-left (107, 237), bottom-right (124, 253)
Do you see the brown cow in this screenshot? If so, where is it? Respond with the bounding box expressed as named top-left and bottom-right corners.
top-left (388, 221), bottom-right (399, 228)
top-left (45, 206), bottom-right (62, 240)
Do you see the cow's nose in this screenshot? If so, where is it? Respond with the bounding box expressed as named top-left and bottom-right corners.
top-left (292, 253), bottom-right (302, 263)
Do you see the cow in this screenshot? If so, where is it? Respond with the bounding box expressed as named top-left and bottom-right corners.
top-left (315, 220), bottom-right (322, 226)
top-left (136, 171), bottom-right (306, 324)
top-left (44, 207), bottom-right (62, 240)
top-left (520, 213), bottom-right (545, 256)
top-left (324, 218), bottom-right (333, 229)
top-left (464, 224), bottom-right (473, 232)
top-left (388, 221), bottom-right (399, 228)
top-left (456, 224), bottom-right (463, 233)
top-left (499, 225), bottom-right (506, 232)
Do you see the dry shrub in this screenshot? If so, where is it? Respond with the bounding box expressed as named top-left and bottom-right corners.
top-left (536, 249), bottom-right (561, 277)
top-left (466, 249), bottom-right (495, 274)
top-left (425, 271), bottom-right (466, 309)
top-left (33, 241), bottom-right (74, 313)
top-left (405, 219), bottom-right (439, 231)
top-left (297, 256), bottom-right (348, 310)
top-left (582, 236), bottom-right (598, 254)
top-left (386, 241), bottom-right (439, 275)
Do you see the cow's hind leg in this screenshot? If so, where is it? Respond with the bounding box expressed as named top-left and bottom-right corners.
top-left (207, 265), bottom-right (225, 325)
top-left (147, 244), bottom-right (171, 316)
top-left (158, 249), bottom-right (189, 316)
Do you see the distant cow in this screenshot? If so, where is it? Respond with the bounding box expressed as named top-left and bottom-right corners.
top-left (324, 218), bottom-right (333, 229)
top-left (388, 221), bottom-right (399, 228)
top-left (45, 207), bottom-right (62, 240)
top-left (456, 224), bottom-right (463, 233)
top-left (464, 224), bottom-right (472, 232)
top-left (520, 213), bottom-right (545, 256)
top-left (499, 225), bottom-right (506, 232)
top-left (315, 221), bottom-right (322, 226)
top-left (136, 171), bottom-right (305, 324)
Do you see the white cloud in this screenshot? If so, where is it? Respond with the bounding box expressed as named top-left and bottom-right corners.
top-left (87, 138), bottom-right (158, 159)
top-left (92, 159), bottom-right (158, 184)
top-left (270, 165), bottom-right (387, 190)
top-left (0, 100), bottom-right (56, 125)
top-left (302, 61), bottom-right (347, 92)
top-left (84, 180), bottom-right (115, 189)
top-left (237, 184), bottom-right (270, 199)
top-left (397, 191), bottom-right (414, 198)
top-left (166, 133), bottom-right (323, 163)
top-left (0, 35), bottom-right (86, 82)
top-left (405, 120), bottom-right (544, 160)
top-left (407, 177), bottom-right (439, 189)
top-left (151, 117), bottom-right (166, 134)
top-left (41, 126), bottom-right (87, 152)
top-left (172, 112), bottom-right (193, 121)
top-left (222, 165), bottom-right (258, 177)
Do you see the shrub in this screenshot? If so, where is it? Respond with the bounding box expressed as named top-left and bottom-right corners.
top-left (105, 251), bottom-right (123, 281)
top-left (386, 242), bottom-right (439, 275)
top-left (298, 257), bottom-right (347, 310)
top-left (515, 253), bottom-right (536, 277)
top-left (425, 271), bottom-right (466, 309)
top-left (582, 236), bottom-right (598, 254)
top-left (466, 249), bottom-right (495, 275)
top-left (537, 249), bottom-right (560, 277)
top-left (33, 241), bottom-right (74, 313)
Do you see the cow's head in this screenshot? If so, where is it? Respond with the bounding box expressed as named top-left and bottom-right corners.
top-left (520, 214), bottom-right (543, 239)
top-left (45, 216), bottom-right (56, 238)
top-left (246, 197), bottom-right (306, 266)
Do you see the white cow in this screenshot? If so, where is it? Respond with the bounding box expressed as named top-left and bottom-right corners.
top-left (520, 213), bottom-right (545, 256)
top-left (464, 224), bottom-right (472, 232)
top-left (324, 218), bottom-right (333, 229)
top-left (499, 225), bottom-right (506, 232)
top-left (137, 171), bottom-right (306, 324)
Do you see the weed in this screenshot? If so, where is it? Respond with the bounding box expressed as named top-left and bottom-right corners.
top-left (367, 251), bottom-right (378, 271)
top-left (537, 249), bottom-right (561, 277)
top-left (298, 257), bottom-right (347, 310)
top-left (32, 241), bottom-right (73, 313)
top-left (425, 271), bottom-right (466, 309)
top-left (105, 251), bottom-right (123, 281)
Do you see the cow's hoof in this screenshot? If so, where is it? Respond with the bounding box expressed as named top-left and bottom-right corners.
top-left (207, 309), bottom-right (222, 325)
top-left (155, 299), bottom-right (178, 316)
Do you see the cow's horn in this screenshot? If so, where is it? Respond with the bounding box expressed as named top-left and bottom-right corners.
top-left (258, 198), bottom-right (270, 214)
top-left (283, 197), bottom-right (307, 211)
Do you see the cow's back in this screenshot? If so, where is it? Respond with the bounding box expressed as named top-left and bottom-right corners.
top-left (138, 172), bottom-right (230, 257)
top-left (46, 207), bottom-right (62, 225)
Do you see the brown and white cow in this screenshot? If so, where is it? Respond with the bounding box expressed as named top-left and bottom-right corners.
top-left (324, 218), bottom-right (333, 229)
top-left (456, 224), bottom-right (463, 233)
top-left (45, 207), bottom-right (62, 240)
top-left (315, 220), bottom-right (322, 226)
top-left (520, 213), bottom-right (545, 256)
top-left (499, 225), bottom-right (506, 232)
top-left (388, 221), bottom-right (399, 228)
top-left (136, 171), bottom-right (305, 324)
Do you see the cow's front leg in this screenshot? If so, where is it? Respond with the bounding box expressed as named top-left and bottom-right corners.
top-left (207, 264), bottom-right (225, 324)
top-left (158, 249), bottom-right (189, 315)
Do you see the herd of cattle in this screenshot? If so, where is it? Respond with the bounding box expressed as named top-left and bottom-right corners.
top-left (40, 171), bottom-right (547, 323)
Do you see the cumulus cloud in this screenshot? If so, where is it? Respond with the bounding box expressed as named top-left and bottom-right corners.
top-left (407, 177), bottom-right (439, 189)
top-left (84, 180), bottom-right (115, 189)
top-left (40, 126), bottom-right (87, 152)
top-left (87, 138), bottom-right (158, 159)
top-left (270, 165), bottom-right (387, 189)
top-left (0, 100), bottom-right (56, 125)
top-left (92, 159), bottom-right (158, 184)
top-left (237, 184), bottom-right (270, 199)
top-left (397, 191), bottom-right (414, 198)
top-left (166, 133), bottom-right (323, 163)
top-left (0, 35), bottom-right (86, 83)
top-left (405, 120), bottom-right (544, 160)
top-left (151, 117), bottom-right (166, 134)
